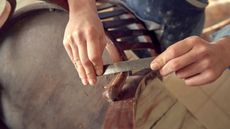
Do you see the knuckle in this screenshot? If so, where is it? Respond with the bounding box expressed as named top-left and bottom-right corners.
top-left (167, 47), bottom-right (177, 57)
top-left (170, 61), bottom-right (180, 71)
top-left (75, 59), bottom-right (82, 66)
top-left (203, 59), bottom-right (211, 69)
top-left (63, 36), bottom-right (71, 46)
top-left (63, 40), bottom-right (68, 46)
top-left (73, 31), bottom-right (84, 42)
top-left (73, 31), bottom-right (81, 37)
top-left (86, 27), bottom-right (97, 39)
top-left (198, 45), bottom-right (208, 55)
top-left (206, 70), bottom-right (216, 80)
top-left (187, 36), bottom-right (201, 44)
top-left (81, 59), bottom-right (91, 67)
top-left (77, 69), bottom-right (86, 79)
top-left (204, 58), bottom-right (212, 68)
top-left (89, 55), bottom-right (100, 63)
top-left (86, 72), bottom-right (95, 76)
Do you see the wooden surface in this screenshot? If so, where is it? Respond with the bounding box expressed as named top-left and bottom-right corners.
top-left (0, 7), bottom-right (115, 129)
top-left (134, 72), bottom-right (207, 129)
top-left (163, 70), bottom-right (230, 129)
top-left (0, 1), bottom-right (229, 129)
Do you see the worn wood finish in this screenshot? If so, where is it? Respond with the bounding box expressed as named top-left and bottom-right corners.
top-left (0, 4), bottom-right (115, 129)
top-left (134, 72), bottom-right (207, 129)
top-left (96, 1), bottom-right (160, 101)
top-left (0, 1), bottom-right (162, 129)
top-left (102, 70), bottom-right (208, 129)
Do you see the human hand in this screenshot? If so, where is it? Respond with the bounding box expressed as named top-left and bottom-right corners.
top-left (63, 1), bottom-right (107, 86)
top-left (150, 36), bottom-right (229, 86)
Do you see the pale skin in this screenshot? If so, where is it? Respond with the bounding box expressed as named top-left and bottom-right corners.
top-left (64, 0), bottom-right (106, 85)
top-left (1, 0), bottom-right (103, 86)
top-left (63, 0), bottom-right (230, 86)
top-left (151, 36), bottom-right (230, 86)
top-left (2, 0), bottom-right (227, 86)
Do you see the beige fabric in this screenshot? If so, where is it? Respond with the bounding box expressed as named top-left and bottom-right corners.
top-left (163, 70), bottom-right (230, 129)
top-left (135, 72), bottom-right (206, 129)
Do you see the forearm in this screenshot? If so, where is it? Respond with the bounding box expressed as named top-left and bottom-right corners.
top-left (216, 36), bottom-right (230, 67)
top-left (67, 0), bottom-right (97, 15)
top-left (45, 0), bottom-right (97, 13)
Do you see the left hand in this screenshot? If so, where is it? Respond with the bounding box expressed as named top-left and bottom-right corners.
top-left (150, 36), bottom-right (229, 86)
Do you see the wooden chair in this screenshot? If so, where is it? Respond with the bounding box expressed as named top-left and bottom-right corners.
top-left (0, 1), bottom-right (160, 129)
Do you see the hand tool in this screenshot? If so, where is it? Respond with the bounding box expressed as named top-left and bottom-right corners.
top-left (102, 57), bottom-right (154, 75)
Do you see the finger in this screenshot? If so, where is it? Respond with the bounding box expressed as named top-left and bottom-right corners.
top-left (184, 70), bottom-right (216, 86)
top-left (176, 59), bottom-right (209, 79)
top-left (63, 36), bottom-right (74, 62)
top-left (69, 35), bottom-right (88, 85)
top-left (87, 36), bottom-right (105, 76)
top-left (159, 48), bottom-right (200, 76)
top-left (69, 36), bottom-right (79, 63)
top-left (73, 32), bottom-right (96, 86)
top-left (151, 39), bottom-right (193, 70)
top-left (75, 59), bottom-right (88, 86)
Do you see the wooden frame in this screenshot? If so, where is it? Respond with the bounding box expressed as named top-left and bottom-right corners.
top-left (0, 1), bottom-right (160, 102)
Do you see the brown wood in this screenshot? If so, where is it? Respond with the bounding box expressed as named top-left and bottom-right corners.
top-left (202, 18), bottom-right (230, 40)
top-left (0, 1), bottom-right (161, 129)
top-left (0, 3), bottom-right (113, 129)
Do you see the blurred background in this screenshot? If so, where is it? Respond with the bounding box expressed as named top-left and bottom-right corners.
top-left (15, 0), bottom-right (230, 27)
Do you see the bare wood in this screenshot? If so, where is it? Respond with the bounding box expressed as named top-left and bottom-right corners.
top-left (203, 18), bottom-right (230, 34)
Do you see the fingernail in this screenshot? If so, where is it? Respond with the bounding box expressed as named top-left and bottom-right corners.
top-left (89, 79), bottom-right (96, 86)
top-left (151, 62), bottom-right (160, 70)
top-left (82, 79), bottom-right (88, 86)
top-left (96, 69), bottom-right (103, 76)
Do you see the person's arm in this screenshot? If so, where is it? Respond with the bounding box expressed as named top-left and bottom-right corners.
top-left (62, 0), bottom-right (107, 86)
top-left (150, 36), bottom-right (230, 86)
top-left (217, 36), bottom-right (230, 66)
top-left (46, 0), bottom-right (106, 86)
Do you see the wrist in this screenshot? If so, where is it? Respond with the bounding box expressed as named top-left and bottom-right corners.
top-left (214, 36), bottom-right (230, 67)
top-left (67, 0), bottom-right (96, 14)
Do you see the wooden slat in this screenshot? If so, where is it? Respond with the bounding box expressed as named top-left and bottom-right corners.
top-left (119, 42), bottom-right (154, 50)
top-left (98, 9), bottom-right (127, 19)
top-left (108, 29), bottom-right (149, 38)
top-left (97, 3), bottom-right (115, 11)
top-left (103, 18), bottom-right (139, 29)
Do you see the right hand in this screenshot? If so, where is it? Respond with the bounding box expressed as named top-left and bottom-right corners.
top-left (63, 2), bottom-right (107, 86)
top-left (150, 36), bottom-right (230, 86)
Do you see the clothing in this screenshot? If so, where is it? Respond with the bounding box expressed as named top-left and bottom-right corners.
top-left (211, 25), bottom-right (230, 69)
top-left (120, 0), bottom-right (208, 50)
top-left (211, 25), bottom-right (230, 42)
